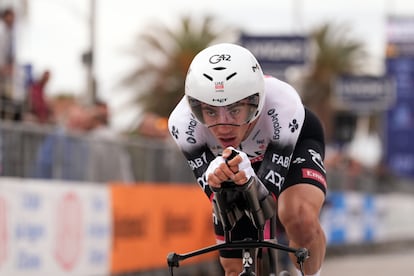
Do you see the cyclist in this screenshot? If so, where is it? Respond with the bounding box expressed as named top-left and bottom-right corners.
top-left (168, 43), bottom-right (327, 276)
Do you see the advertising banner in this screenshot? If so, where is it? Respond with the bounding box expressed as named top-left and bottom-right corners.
top-left (0, 178), bottom-right (111, 276)
top-left (385, 16), bottom-right (414, 179)
top-left (239, 34), bottom-right (309, 80)
top-left (321, 191), bottom-right (414, 246)
top-left (2, 177), bottom-right (414, 275)
top-left (321, 191), bottom-right (383, 245)
top-left (334, 75), bottom-right (396, 113)
top-left (110, 183), bottom-right (216, 273)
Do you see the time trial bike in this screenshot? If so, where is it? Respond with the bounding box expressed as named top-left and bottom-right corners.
top-left (167, 176), bottom-right (309, 276)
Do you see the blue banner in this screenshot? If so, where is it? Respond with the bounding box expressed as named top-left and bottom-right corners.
top-left (321, 192), bottom-right (380, 245)
top-left (385, 57), bottom-right (414, 179)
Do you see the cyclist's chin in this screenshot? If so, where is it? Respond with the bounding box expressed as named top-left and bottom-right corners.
top-left (219, 138), bottom-right (240, 149)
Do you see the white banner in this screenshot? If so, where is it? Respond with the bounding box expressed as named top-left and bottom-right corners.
top-left (0, 178), bottom-right (111, 276)
top-left (321, 191), bottom-right (414, 245)
top-left (377, 193), bottom-right (414, 241)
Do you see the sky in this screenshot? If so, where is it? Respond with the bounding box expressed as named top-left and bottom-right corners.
top-left (3, 0), bottom-right (414, 130)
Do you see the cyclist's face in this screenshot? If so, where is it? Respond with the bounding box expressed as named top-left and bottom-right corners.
top-left (208, 120), bottom-right (255, 149)
top-left (187, 94), bottom-right (260, 128)
top-left (200, 101), bottom-right (253, 127)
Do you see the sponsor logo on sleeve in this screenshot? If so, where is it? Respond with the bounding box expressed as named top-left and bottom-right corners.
top-left (267, 109), bottom-right (281, 140)
top-left (171, 125), bottom-right (179, 139)
top-left (188, 152), bottom-right (208, 170)
top-left (292, 157), bottom-right (306, 164)
top-left (271, 153), bottom-right (290, 168)
top-left (185, 117), bottom-right (198, 144)
top-left (264, 170), bottom-right (285, 192)
top-left (302, 168), bottom-right (327, 188)
top-left (308, 149), bottom-right (326, 173)
top-left (289, 119), bottom-right (299, 133)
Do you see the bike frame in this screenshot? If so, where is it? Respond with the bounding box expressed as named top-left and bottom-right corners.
top-left (167, 171), bottom-right (308, 276)
top-left (167, 213), bottom-right (308, 276)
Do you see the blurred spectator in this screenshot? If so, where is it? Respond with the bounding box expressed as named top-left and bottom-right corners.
top-left (0, 125), bottom-right (3, 175)
top-left (133, 112), bottom-right (169, 139)
top-left (125, 111), bottom-right (174, 181)
top-left (25, 70), bottom-right (52, 124)
top-left (87, 101), bottom-right (134, 183)
top-left (0, 8), bottom-right (15, 84)
top-left (33, 103), bottom-right (94, 180)
top-left (49, 94), bottom-right (76, 124)
top-left (92, 100), bottom-right (109, 126)
top-left (0, 7), bottom-right (19, 120)
top-left (343, 117), bottom-right (382, 191)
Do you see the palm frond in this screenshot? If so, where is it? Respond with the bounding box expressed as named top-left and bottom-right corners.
top-left (116, 15), bottom-right (239, 116)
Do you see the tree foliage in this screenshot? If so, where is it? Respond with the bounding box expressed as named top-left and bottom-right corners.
top-left (302, 22), bottom-right (367, 105)
top-left (300, 22), bottom-right (369, 141)
top-left (121, 15), bottom-right (238, 117)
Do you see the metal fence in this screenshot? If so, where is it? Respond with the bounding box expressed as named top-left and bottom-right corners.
top-left (0, 121), bottom-right (195, 184)
top-left (1, 120), bottom-right (412, 193)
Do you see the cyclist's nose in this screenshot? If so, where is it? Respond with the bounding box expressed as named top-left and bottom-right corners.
top-left (217, 108), bottom-right (233, 124)
top-left (214, 123), bottom-right (234, 134)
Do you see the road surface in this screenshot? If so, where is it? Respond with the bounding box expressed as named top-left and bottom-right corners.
top-left (321, 247), bottom-right (414, 275)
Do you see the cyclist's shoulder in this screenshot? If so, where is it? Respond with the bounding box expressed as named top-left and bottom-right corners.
top-left (261, 76), bottom-right (304, 119)
top-left (256, 76), bottom-right (305, 144)
top-left (168, 96), bottom-right (208, 148)
top-left (264, 75), bottom-right (302, 102)
top-left (168, 97), bottom-right (189, 122)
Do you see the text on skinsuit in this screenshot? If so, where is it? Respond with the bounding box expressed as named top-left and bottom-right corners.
top-left (267, 109), bottom-right (281, 140)
top-left (265, 170), bottom-right (285, 191)
top-left (185, 117), bottom-right (197, 144)
top-left (188, 152), bottom-right (208, 170)
top-left (197, 174), bottom-right (209, 192)
top-left (271, 154), bottom-right (290, 168)
top-left (301, 168), bottom-right (327, 188)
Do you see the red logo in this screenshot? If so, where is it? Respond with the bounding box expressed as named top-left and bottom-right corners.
top-left (54, 192), bottom-right (82, 271)
top-left (250, 155), bottom-right (264, 164)
top-left (302, 168), bottom-right (327, 188)
top-left (214, 82), bottom-right (224, 92)
top-left (0, 197), bottom-right (7, 268)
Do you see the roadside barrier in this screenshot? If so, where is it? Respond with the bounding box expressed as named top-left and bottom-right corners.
top-left (0, 178), bottom-right (216, 275)
top-left (1, 177), bottom-right (414, 275)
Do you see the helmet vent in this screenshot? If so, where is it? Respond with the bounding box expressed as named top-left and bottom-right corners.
top-left (213, 67), bottom-right (226, 70)
top-left (226, 72), bottom-right (237, 81)
top-left (202, 73), bottom-right (213, 81)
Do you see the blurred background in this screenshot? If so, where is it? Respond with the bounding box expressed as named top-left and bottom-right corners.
top-left (1, 0), bottom-right (414, 275)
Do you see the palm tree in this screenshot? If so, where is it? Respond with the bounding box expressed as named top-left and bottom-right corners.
top-left (300, 22), bottom-right (368, 142)
top-left (121, 15), bottom-right (238, 118)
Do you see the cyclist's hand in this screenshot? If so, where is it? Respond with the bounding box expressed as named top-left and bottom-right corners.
top-left (205, 155), bottom-right (233, 189)
top-left (223, 147), bottom-right (255, 185)
top-left (206, 147), bottom-right (254, 188)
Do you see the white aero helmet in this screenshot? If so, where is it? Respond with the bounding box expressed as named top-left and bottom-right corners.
top-left (185, 43), bottom-right (265, 127)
